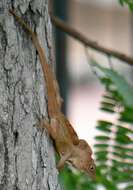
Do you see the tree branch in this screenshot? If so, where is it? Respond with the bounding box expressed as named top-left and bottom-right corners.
top-left (51, 15), bottom-right (133, 66)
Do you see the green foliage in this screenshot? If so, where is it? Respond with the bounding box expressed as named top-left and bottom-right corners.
top-left (119, 0), bottom-right (133, 11)
top-left (92, 60), bottom-right (133, 189)
top-left (91, 59), bottom-right (133, 108)
top-left (59, 167), bottom-right (96, 190)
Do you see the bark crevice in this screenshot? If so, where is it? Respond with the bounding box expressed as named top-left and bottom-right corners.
top-left (0, 124), bottom-right (9, 188)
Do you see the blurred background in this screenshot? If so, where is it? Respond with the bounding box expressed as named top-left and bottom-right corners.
top-left (52, 0), bottom-right (133, 146)
top-left (51, 0), bottom-right (133, 189)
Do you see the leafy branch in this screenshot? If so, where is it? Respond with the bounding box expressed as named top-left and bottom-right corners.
top-left (90, 60), bottom-right (133, 190)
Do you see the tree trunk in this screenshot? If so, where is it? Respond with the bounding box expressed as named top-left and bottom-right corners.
top-left (0, 1), bottom-right (61, 190)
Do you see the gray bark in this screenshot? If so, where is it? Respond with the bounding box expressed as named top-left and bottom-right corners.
top-left (0, 0), bottom-right (61, 190)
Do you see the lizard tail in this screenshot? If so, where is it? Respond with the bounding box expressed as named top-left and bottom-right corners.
top-left (9, 9), bottom-right (60, 118)
top-left (9, 10), bottom-right (44, 63)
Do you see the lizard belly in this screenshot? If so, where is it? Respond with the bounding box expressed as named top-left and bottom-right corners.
top-left (55, 140), bottom-right (72, 156)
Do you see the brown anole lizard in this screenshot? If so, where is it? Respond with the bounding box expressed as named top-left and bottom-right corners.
top-left (9, 9), bottom-right (96, 179)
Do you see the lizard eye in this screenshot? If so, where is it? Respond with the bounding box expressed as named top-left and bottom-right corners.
top-left (90, 165), bottom-right (94, 171)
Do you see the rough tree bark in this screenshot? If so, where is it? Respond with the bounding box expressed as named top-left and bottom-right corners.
top-left (0, 0), bottom-right (61, 190)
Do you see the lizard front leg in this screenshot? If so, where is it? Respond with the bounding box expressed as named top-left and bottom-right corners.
top-left (41, 118), bottom-right (71, 170)
top-left (57, 152), bottom-right (72, 170)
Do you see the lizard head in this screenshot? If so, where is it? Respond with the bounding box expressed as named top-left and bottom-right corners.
top-left (84, 158), bottom-right (96, 179)
top-left (69, 139), bottom-right (96, 179)
top-left (71, 155), bottom-right (96, 179)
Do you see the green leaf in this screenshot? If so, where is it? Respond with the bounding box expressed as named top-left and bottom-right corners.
top-left (119, 0), bottom-right (133, 12)
top-left (115, 134), bottom-right (131, 144)
top-left (96, 120), bottom-right (112, 132)
top-left (111, 168), bottom-right (131, 182)
top-left (101, 178), bottom-right (118, 190)
top-left (120, 107), bottom-right (133, 123)
top-left (100, 107), bottom-right (115, 113)
top-left (116, 125), bottom-right (133, 134)
top-left (112, 151), bottom-right (133, 159)
top-left (98, 120), bottom-right (113, 126)
top-left (94, 144), bottom-right (109, 148)
top-left (95, 135), bottom-right (110, 141)
top-left (101, 101), bottom-right (115, 109)
top-left (129, 4), bottom-right (133, 11)
top-left (102, 69), bottom-right (133, 108)
top-left (119, 0), bottom-right (124, 5)
top-left (90, 59), bottom-right (133, 108)
top-left (112, 159), bottom-right (133, 168)
top-left (114, 145), bottom-right (133, 153)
